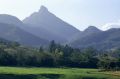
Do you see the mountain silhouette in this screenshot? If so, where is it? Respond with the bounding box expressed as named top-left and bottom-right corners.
top-left (23, 6), bottom-right (80, 43)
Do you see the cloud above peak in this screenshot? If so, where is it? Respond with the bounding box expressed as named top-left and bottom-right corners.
top-left (102, 20), bottom-right (120, 31)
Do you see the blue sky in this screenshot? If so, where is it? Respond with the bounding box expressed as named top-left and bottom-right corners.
top-left (0, 0), bottom-right (120, 30)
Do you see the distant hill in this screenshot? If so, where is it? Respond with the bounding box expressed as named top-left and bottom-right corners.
top-left (23, 6), bottom-right (80, 43)
top-left (70, 26), bottom-right (120, 50)
top-left (68, 26), bottom-right (102, 43)
top-left (0, 14), bottom-right (23, 27)
top-left (0, 22), bottom-right (48, 47)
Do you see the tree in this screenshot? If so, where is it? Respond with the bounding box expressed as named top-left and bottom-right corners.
top-left (49, 40), bottom-right (56, 53)
top-left (82, 47), bottom-right (97, 62)
top-left (53, 49), bottom-right (63, 66)
top-left (63, 45), bottom-right (73, 56)
top-left (98, 54), bottom-right (117, 70)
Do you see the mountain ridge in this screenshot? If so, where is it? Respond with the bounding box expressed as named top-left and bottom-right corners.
top-left (0, 16), bottom-right (49, 47)
top-left (0, 6), bottom-right (120, 50)
top-left (23, 6), bottom-right (80, 43)
top-left (70, 26), bottom-right (120, 50)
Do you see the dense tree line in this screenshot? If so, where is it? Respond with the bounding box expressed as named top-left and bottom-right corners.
top-left (0, 40), bottom-right (120, 70)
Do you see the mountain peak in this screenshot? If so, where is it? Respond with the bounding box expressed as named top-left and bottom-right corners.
top-left (84, 26), bottom-right (101, 33)
top-left (23, 6), bottom-right (80, 43)
top-left (39, 6), bottom-right (48, 13)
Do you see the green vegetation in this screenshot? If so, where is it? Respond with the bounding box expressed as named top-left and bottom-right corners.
top-left (0, 40), bottom-right (120, 70)
top-left (0, 40), bottom-right (120, 78)
top-left (0, 67), bottom-right (119, 79)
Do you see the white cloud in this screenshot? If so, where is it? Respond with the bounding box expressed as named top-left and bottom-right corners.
top-left (102, 20), bottom-right (120, 31)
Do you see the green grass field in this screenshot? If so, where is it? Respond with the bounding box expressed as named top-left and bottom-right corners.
top-left (0, 67), bottom-right (119, 79)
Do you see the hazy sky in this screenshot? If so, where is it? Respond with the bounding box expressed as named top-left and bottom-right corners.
top-left (0, 0), bottom-right (120, 30)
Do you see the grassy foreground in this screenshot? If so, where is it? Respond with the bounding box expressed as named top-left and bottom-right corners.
top-left (0, 67), bottom-right (119, 79)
